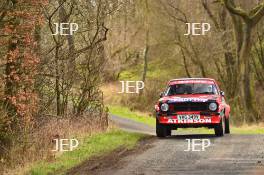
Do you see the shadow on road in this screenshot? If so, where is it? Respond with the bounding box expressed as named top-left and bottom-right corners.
top-left (164, 134), bottom-right (217, 140)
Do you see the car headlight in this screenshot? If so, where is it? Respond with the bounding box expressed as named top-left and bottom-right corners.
top-left (160, 103), bottom-right (169, 112)
top-left (209, 102), bottom-right (217, 111)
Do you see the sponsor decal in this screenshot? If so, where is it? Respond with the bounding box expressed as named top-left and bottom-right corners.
top-left (168, 97), bottom-right (208, 103)
top-left (167, 118), bottom-right (212, 123)
top-left (171, 80), bottom-right (214, 84)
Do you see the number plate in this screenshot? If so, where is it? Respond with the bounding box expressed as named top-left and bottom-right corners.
top-left (177, 114), bottom-right (200, 120)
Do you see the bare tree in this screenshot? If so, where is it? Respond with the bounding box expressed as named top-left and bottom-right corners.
top-left (223, 0), bottom-right (264, 119)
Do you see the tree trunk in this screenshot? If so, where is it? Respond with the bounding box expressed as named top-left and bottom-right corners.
top-left (55, 46), bottom-right (61, 116)
top-left (141, 0), bottom-right (149, 93)
top-left (240, 23), bottom-right (257, 120)
top-left (142, 43), bottom-right (149, 83)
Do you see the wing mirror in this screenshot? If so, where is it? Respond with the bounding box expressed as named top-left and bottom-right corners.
top-left (220, 91), bottom-right (225, 96)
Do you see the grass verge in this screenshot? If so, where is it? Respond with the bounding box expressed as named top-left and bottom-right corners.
top-left (29, 130), bottom-right (146, 175)
top-left (109, 105), bottom-right (155, 127)
top-left (108, 105), bottom-right (264, 135)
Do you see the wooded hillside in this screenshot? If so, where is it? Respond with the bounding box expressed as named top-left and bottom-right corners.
top-left (0, 0), bottom-right (263, 172)
top-left (103, 0), bottom-right (264, 124)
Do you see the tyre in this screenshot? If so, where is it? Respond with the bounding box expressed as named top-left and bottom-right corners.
top-left (167, 128), bottom-right (172, 136)
top-left (156, 118), bottom-right (168, 138)
top-left (225, 116), bottom-right (230, 134)
top-left (214, 116), bottom-right (225, 137)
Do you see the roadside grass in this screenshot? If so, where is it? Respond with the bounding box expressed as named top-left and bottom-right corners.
top-left (109, 105), bottom-right (155, 127)
top-left (119, 58), bottom-right (182, 81)
top-left (29, 130), bottom-right (146, 175)
top-left (108, 105), bottom-right (264, 135)
top-left (231, 126), bottom-right (264, 134)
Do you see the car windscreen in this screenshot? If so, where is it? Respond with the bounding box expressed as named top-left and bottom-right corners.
top-left (165, 83), bottom-right (218, 95)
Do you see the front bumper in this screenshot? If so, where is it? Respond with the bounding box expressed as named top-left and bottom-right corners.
top-left (158, 111), bottom-right (221, 124)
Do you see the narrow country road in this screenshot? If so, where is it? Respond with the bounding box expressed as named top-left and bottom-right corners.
top-left (106, 115), bottom-right (264, 175)
top-left (109, 115), bottom-right (155, 135)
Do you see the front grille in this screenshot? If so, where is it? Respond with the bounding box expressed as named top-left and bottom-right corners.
top-left (170, 102), bottom-right (208, 112)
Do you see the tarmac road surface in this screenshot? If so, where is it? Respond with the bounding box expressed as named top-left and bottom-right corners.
top-left (106, 115), bottom-right (264, 175)
top-left (69, 115), bottom-right (264, 175)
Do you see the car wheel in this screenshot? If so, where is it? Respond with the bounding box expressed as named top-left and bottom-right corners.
top-left (225, 116), bottom-right (230, 134)
top-left (156, 118), bottom-right (167, 138)
top-left (167, 128), bottom-right (172, 136)
top-left (214, 116), bottom-right (225, 137)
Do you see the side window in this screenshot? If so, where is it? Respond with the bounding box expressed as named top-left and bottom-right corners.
top-left (212, 85), bottom-right (218, 95)
top-left (214, 84), bottom-right (220, 95)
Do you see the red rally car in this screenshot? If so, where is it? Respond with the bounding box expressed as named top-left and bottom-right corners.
top-left (155, 78), bottom-right (230, 137)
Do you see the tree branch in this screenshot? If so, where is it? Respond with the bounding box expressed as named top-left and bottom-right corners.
top-left (223, 0), bottom-right (250, 21)
top-left (250, 3), bottom-right (264, 26)
top-left (201, 0), bottom-right (220, 30)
